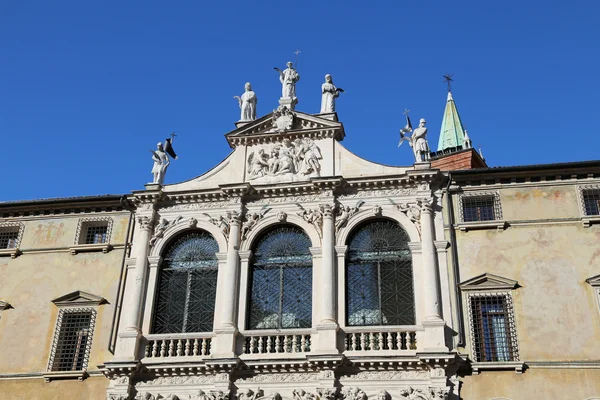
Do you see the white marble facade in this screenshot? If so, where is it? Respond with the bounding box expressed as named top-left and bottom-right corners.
top-left (105, 109), bottom-right (458, 400)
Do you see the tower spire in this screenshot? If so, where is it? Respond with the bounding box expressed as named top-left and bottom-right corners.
top-left (437, 74), bottom-right (468, 152)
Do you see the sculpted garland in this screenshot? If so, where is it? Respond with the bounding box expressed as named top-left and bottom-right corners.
top-left (247, 138), bottom-right (322, 180)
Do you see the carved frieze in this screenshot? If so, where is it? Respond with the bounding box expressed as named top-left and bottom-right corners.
top-left (246, 138), bottom-right (322, 182)
top-left (139, 376), bottom-right (214, 385)
top-left (237, 372), bottom-right (317, 383)
top-left (248, 195), bottom-right (321, 205)
top-left (162, 201), bottom-right (228, 211)
top-left (338, 370), bottom-right (429, 381)
top-left (338, 188), bottom-right (418, 200)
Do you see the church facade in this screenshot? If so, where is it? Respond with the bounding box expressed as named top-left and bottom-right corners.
top-left (1, 70), bottom-right (600, 400)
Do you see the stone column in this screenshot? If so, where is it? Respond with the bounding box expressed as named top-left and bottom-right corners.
top-left (315, 204), bottom-right (339, 353)
top-left (221, 211), bottom-right (242, 328)
top-left (212, 210), bottom-right (242, 357)
top-left (419, 199), bottom-right (448, 352)
top-left (113, 214), bottom-right (153, 360)
top-left (125, 215), bottom-right (154, 331)
top-left (320, 204), bottom-right (336, 324)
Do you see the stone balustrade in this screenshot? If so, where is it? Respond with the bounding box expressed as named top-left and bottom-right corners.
top-left (343, 326), bottom-right (421, 352)
top-left (144, 333), bottom-right (213, 359)
top-left (241, 330), bottom-right (312, 354)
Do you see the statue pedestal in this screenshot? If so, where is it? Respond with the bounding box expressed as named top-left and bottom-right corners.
top-left (279, 97), bottom-right (298, 110)
top-left (144, 183), bottom-right (162, 191)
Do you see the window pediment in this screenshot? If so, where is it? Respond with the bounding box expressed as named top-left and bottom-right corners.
top-left (459, 273), bottom-right (518, 291)
top-left (51, 291), bottom-right (107, 307)
top-left (586, 274), bottom-right (600, 287)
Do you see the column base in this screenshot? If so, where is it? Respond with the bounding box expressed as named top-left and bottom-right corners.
top-left (312, 322), bottom-right (340, 354)
top-left (422, 318), bottom-right (448, 352)
top-left (112, 330), bottom-right (143, 361)
top-left (211, 326), bottom-right (239, 358)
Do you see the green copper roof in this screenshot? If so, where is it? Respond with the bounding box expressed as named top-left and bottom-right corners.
top-left (437, 91), bottom-right (466, 151)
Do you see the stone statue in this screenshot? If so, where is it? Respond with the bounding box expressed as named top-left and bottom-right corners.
top-left (398, 118), bottom-right (430, 163)
top-left (150, 143), bottom-right (170, 184)
top-left (234, 82), bottom-right (257, 121)
top-left (149, 135), bottom-right (178, 185)
top-left (238, 389), bottom-right (262, 400)
top-left (274, 62), bottom-right (300, 100)
top-left (399, 387), bottom-right (430, 400)
top-left (335, 200), bottom-right (365, 232)
top-left (320, 74), bottom-right (344, 113)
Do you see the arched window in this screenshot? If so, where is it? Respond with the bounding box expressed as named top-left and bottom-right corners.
top-left (248, 226), bottom-right (312, 330)
top-left (152, 231), bottom-right (219, 333)
top-left (346, 219), bottom-right (415, 326)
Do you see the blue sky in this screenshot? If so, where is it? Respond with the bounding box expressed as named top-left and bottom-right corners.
top-left (1, 1), bottom-right (599, 201)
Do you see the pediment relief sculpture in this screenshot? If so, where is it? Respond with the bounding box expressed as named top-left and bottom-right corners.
top-left (247, 138), bottom-right (322, 183)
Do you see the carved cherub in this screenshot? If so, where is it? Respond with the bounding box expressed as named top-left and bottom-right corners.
top-left (293, 389), bottom-right (316, 400)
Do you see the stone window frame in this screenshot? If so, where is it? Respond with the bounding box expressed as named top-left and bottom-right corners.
top-left (459, 273), bottom-right (524, 374)
top-left (578, 184), bottom-right (600, 227)
top-left (456, 191), bottom-right (507, 231)
top-left (586, 275), bottom-right (600, 316)
top-left (0, 221), bottom-right (25, 258)
top-left (43, 291), bottom-right (106, 382)
top-left (70, 217), bottom-right (113, 254)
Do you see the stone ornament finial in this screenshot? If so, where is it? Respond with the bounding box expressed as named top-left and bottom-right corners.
top-left (320, 74), bottom-right (344, 113)
top-left (234, 82), bottom-right (257, 122)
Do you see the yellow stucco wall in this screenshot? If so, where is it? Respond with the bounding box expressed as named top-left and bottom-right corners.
top-left (0, 376), bottom-right (108, 400)
top-left (0, 212), bottom-right (130, 396)
top-left (461, 369), bottom-right (600, 400)
top-left (452, 183), bottom-right (600, 399)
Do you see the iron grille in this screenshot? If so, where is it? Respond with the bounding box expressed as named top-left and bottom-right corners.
top-left (0, 227), bottom-right (19, 249)
top-left (152, 231), bottom-right (219, 333)
top-left (462, 195), bottom-right (497, 222)
top-left (470, 294), bottom-right (516, 362)
top-left (346, 220), bottom-right (415, 326)
top-left (83, 224), bottom-right (108, 244)
top-left (248, 226), bottom-right (312, 330)
top-left (49, 309), bottom-right (95, 371)
top-left (582, 188), bottom-right (600, 216)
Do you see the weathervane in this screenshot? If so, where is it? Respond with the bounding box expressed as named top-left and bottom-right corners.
top-left (443, 73), bottom-right (454, 92)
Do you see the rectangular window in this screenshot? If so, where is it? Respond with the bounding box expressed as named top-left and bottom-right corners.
top-left (0, 227), bottom-right (19, 249)
top-left (49, 309), bottom-right (96, 371)
top-left (469, 294), bottom-right (516, 362)
top-left (83, 224), bottom-right (108, 244)
top-left (462, 195), bottom-right (497, 222)
top-left (582, 188), bottom-right (600, 216)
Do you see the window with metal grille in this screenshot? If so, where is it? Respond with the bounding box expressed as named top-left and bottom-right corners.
top-left (346, 219), bottom-right (415, 326)
top-left (469, 294), bottom-right (517, 362)
top-left (0, 227), bottom-right (19, 249)
top-left (48, 308), bottom-right (95, 371)
top-left (248, 225), bottom-right (312, 330)
top-left (462, 195), bottom-right (497, 222)
top-left (152, 231), bottom-right (219, 333)
top-left (582, 188), bottom-right (600, 216)
top-left (83, 223), bottom-right (108, 244)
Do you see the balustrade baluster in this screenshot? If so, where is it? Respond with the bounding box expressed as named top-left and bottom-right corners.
top-left (201, 338), bottom-right (208, 355)
top-left (360, 332), bottom-right (366, 351)
top-left (275, 336), bottom-right (281, 353)
top-left (301, 335), bottom-right (307, 352)
top-left (292, 335), bottom-right (298, 353)
top-left (160, 340), bottom-right (167, 357)
top-left (283, 336), bottom-right (290, 353)
top-left (351, 333), bottom-right (357, 350)
top-left (387, 332), bottom-right (393, 350)
top-left (152, 341), bottom-right (158, 357)
top-left (258, 337), bottom-right (264, 354)
top-left (377, 333), bottom-right (384, 350)
top-left (193, 339), bottom-right (199, 356)
top-left (369, 333), bottom-right (376, 351)
top-left (266, 336), bottom-right (272, 353)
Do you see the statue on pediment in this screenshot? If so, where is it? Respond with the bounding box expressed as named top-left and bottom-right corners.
top-left (149, 134), bottom-right (178, 185)
top-left (399, 116), bottom-right (430, 163)
top-left (320, 74), bottom-right (344, 113)
top-left (274, 62), bottom-right (300, 100)
top-left (234, 82), bottom-right (257, 121)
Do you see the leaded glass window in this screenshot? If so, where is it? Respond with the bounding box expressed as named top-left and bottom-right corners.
top-left (152, 231), bottom-right (219, 333)
top-left (346, 219), bottom-right (415, 326)
top-left (248, 226), bottom-right (312, 330)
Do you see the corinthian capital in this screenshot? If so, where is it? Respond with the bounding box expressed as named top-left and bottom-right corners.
top-left (137, 215), bottom-right (154, 231)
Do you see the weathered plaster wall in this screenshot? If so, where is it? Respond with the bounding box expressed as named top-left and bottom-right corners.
top-left (460, 369), bottom-right (600, 400)
top-left (454, 184), bottom-right (600, 361)
top-left (0, 213), bottom-right (130, 389)
top-left (0, 376), bottom-right (108, 400)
